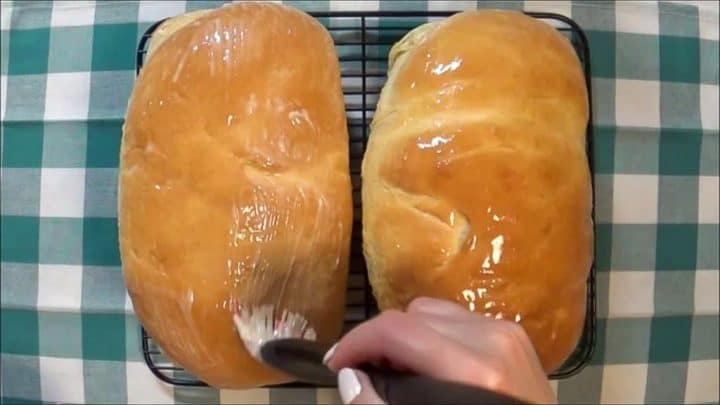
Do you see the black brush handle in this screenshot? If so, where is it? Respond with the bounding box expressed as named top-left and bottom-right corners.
top-left (259, 339), bottom-right (523, 404)
top-left (365, 367), bottom-right (523, 405)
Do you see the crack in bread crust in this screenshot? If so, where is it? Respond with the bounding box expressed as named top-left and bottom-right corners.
top-left (378, 178), bottom-right (470, 255)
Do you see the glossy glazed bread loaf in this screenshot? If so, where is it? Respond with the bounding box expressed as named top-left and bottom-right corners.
top-left (120, 3), bottom-right (352, 388)
top-left (362, 10), bottom-right (592, 372)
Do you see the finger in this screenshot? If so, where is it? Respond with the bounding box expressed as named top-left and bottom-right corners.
top-left (338, 368), bottom-right (385, 405)
top-left (412, 310), bottom-right (545, 374)
top-left (325, 310), bottom-right (499, 387)
top-left (407, 297), bottom-right (544, 372)
top-left (407, 296), bottom-right (472, 317)
top-left (407, 297), bottom-right (489, 350)
top-left (411, 311), bottom-right (486, 350)
top-left (408, 298), bottom-right (508, 347)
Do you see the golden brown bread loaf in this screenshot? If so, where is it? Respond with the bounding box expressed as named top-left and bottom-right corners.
top-left (120, 3), bottom-right (352, 388)
top-left (362, 10), bottom-right (593, 372)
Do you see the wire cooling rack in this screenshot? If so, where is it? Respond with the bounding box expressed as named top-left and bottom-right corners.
top-left (136, 10), bottom-right (596, 387)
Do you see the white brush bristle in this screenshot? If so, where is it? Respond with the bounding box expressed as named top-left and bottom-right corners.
top-left (233, 304), bottom-right (317, 358)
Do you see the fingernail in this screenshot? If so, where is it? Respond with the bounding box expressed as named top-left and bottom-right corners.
top-left (323, 343), bottom-right (337, 364)
top-left (338, 368), bottom-right (362, 404)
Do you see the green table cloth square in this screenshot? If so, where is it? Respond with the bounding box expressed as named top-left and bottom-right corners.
top-left (1, 0), bottom-right (718, 403)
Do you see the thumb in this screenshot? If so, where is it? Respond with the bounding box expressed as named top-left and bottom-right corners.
top-left (338, 368), bottom-right (385, 405)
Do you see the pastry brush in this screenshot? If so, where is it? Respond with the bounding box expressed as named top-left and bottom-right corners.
top-left (233, 308), bottom-right (523, 404)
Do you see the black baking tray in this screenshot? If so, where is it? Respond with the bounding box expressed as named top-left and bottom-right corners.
top-left (136, 9), bottom-right (596, 387)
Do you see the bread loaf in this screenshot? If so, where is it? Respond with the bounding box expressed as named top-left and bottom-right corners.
top-left (120, 3), bottom-right (352, 388)
top-left (362, 10), bottom-right (592, 372)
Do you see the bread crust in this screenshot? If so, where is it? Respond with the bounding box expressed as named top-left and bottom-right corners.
top-left (362, 10), bottom-right (592, 372)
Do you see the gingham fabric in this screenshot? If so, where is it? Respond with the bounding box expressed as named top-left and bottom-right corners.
top-left (1, 0), bottom-right (718, 404)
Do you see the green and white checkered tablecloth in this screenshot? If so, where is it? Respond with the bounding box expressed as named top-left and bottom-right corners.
top-left (1, 0), bottom-right (718, 403)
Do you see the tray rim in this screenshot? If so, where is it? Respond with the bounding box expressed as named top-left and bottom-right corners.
top-left (133, 8), bottom-right (597, 387)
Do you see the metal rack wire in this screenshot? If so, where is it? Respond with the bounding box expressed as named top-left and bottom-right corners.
top-left (136, 10), bottom-right (596, 387)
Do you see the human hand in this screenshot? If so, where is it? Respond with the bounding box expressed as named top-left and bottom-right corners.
top-left (324, 297), bottom-right (557, 404)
